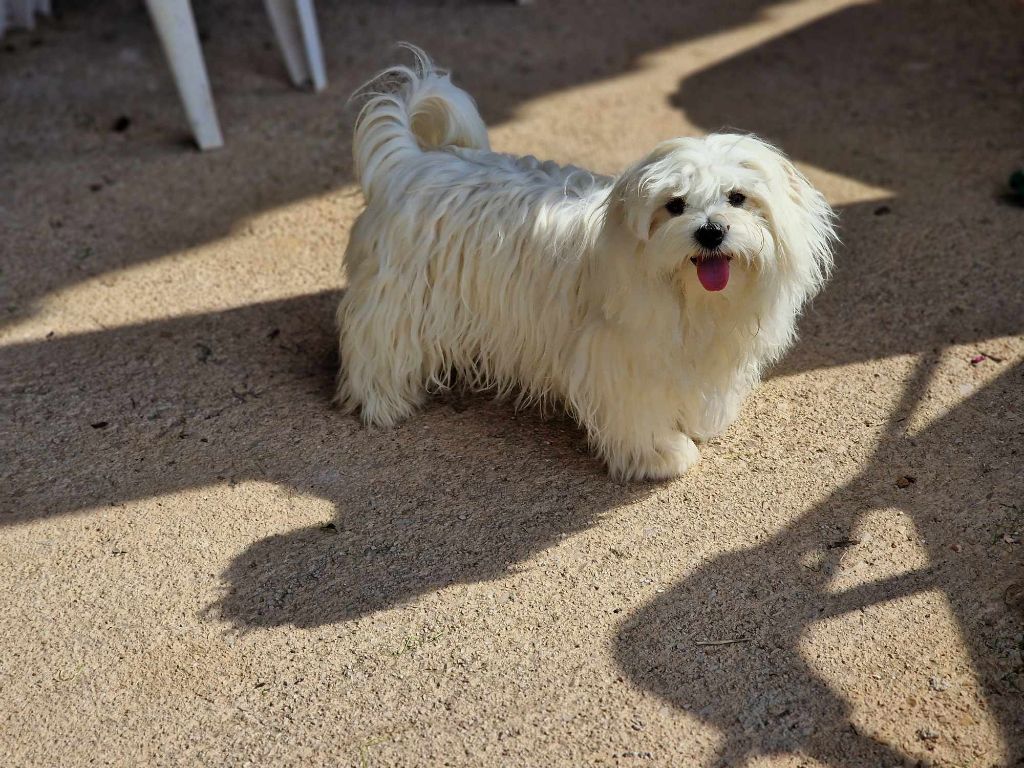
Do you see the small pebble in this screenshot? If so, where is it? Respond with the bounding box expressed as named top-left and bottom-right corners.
top-left (929, 676), bottom-right (951, 692)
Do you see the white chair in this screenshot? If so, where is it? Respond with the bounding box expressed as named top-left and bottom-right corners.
top-left (145, 0), bottom-right (327, 150)
top-left (0, 0), bottom-right (51, 37)
top-left (0, 0), bottom-right (327, 151)
top-left (143, 0), bottom-right (224, 149)
top-left (264, 0), bottom-right (326, 93)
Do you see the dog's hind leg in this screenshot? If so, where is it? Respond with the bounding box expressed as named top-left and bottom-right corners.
top-left (336, 275), bottom-right (431, 428)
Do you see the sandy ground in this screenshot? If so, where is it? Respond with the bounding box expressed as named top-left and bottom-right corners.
top-left (1, 1), bottom-right (1022, 765)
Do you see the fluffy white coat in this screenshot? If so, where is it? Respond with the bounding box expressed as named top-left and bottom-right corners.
top-left (337, 48), bottom-right (836, 480)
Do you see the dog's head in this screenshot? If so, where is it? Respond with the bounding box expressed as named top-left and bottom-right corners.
top-left (607, 133), bottom-right (836, 303)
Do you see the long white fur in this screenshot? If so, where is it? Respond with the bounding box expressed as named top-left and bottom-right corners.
top-left (337, 47), bottom-right (837, 481)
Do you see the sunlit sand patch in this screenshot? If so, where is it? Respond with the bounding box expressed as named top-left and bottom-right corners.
top-left (823, 508), bottom-right (929, 596)
top-left (901, 341), bottom-right (1024, 438)
top-left (771, 354), bottom-right (923, 435)
top-left (0, 188), bottom-right (360, 345)
top-left (745, 754), bottom-right (830, 768)
top-left (512, 0), bottom-right (874, 113)
top-left (498, 0), bottom-right (889, 209)
top-left (801, 589), bottom-right (1006, 766)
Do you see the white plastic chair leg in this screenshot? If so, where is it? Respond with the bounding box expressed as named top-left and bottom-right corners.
top-left (0, 0), bottom-right (52, 38)
top-left (10, 0), bottom-right (36, 29)
top-left (294, 0), bottom-right (326, 92)
top-left (144, 0), bottom-right (224, 150)
top-left (0, 0), bottom-right (51, 38)
top-left (264, 0), bottom-right (326, 92)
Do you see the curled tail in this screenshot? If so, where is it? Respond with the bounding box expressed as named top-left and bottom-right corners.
top-left (352, 45), bottom-right (490, 202)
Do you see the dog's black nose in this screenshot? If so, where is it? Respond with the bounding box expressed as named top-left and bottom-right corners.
top-left (694, 223), bottom-right (726, 250)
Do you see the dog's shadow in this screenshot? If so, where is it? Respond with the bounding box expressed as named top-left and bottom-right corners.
top-left (210, 383), bottom-right (636, 628)
top-left (210, 421), bottom-right (632, 626)
top-left (1, 287), bottom-right (642, 626)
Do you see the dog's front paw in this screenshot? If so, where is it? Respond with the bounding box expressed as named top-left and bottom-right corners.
top-left (648, 432), bottom-right (701, 479)
top-left (609, 433), bottom-right (700, 482)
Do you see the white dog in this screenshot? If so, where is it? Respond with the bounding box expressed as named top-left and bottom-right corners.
top-left (337, 48), bottom-right (836, 481)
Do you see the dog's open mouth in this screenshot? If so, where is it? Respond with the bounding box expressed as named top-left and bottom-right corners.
top-left (690, 254), bottom-right (732, 292)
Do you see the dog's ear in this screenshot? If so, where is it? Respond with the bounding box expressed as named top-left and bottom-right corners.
top-left (778, 153), bottom-right (836, 298)
top-left (609, 163), bottom-right (659, 243)
top-left (745, 139), bottom-right (837, 300)
top-left (777, 154), bottom-right (826, 219)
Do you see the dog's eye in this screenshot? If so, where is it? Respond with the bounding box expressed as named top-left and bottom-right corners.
top-left (665, 197), bottom-right (686, 216)
top-left (727, 191), bottom-right (746, 207)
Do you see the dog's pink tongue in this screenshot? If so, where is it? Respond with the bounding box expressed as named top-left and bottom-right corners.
top-left (696, 256), bottom-right (730, 292)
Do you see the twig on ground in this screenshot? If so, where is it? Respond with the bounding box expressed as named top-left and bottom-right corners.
top-left (694, 637), bottom-right (751, 647)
